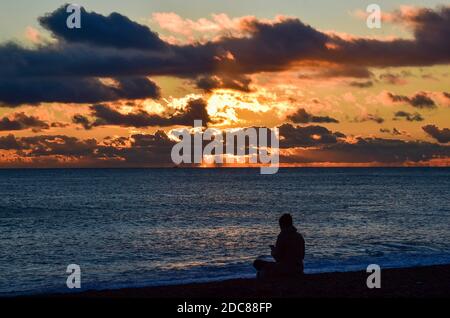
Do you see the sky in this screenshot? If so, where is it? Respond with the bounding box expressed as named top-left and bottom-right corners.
top-left (0, 0), bottom-right (449, 167)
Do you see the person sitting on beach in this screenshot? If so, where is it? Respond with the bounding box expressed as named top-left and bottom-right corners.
top-left (253, 213), bottom-right (305, 279)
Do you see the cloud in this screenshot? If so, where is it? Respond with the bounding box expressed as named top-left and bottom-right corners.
top-left (0, 134), bottom-right (97, 156)
top-left (331, 6), bottom-right (450, 67)
top-left (379, 73), bottom-right (408, 85)
top-left (352, 114), bottom-right (385, 124)
top-left (151, 12), bottom-right (260, 44)
top-left (391, 128), bottom-right (405, 136)
top-left (0, 113), bottom-right (50, 131)
top-left (0, 76), bottom-right (160, 106)
top-left (379, 128), bottom-right (408, 136)
top-left (12, 6), bottom-right (450, 75)
top-left (315, 66), bottom-right (373, 78)
top-left (282, 137), bottom-right (450, 164)
top-left (50, 122), bottom-right (69, 128)
top-left (25, 26), bottom-right (45, 44)
top-left (279, 123), bottom-right (346, 148)
top-left (39, 4), bottom-right (168, 50)
top-left (423, 125), bottom-right (450, 143)
top-left (387, 6), bottom-right (450, 50)
top-left (72, 114), bottom-right (93, 130)
top-left (287, 108), bottom-right (339, 124)
top-left (1, 125), bottom-right (449, 167)
top-left (74, 98), bottom-right (212, 129)
top-left (330, 137), bottom-right (450, 163)
top-left (195, 74), bottom-right (252, 92)
top-left (408, 93), bottom-right (437, 108)
top-left (0, 5), bottom-right (449, 106)
top-left (349, 80), bottom-right (373, 88)
top-left (0, 131), bottom-right (176, 166)
top-left (96, 131), bottom-right (176, 165)
top-left (0, 134), bottom-right (24, 150)
top-left (393, 110), bottom-right (424, 121)
top-left (387, 92), bottom-right (437, 109)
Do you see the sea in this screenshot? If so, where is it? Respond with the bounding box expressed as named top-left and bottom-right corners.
top-left (1, 168), bottom-right (449, 296)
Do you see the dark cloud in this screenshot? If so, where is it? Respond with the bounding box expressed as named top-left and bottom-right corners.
top-left (423, 125), bottom-right (450, 143)
top-left (72, 114), bottom-right (93, 130)
top-left (379, 73), bottom-right (407, 85)
top-left (332, 137), bottom-right (450, 163)
top-left (349, 80), bottom-right (373, 88)
top-left (39, 4), bottom-right (168, 50)
top-left (195, 75), bottom-right (252, 92)
top-left (281, 137), bottom-right (450, 164)
top-left (400, 7), bottom-right (450, 56)
top-left (26, 135), bottom-right (97, 157)
top-left (74, 98), bottom-right (212, 129)
top-left (0, 5), bottom-right (448, 106)
top-left (214, 18), bottom-right (330, 74)
top-left (287, 108), bottom-right (339, 124)
top-left (352, 114), bottom-right (384, 124)
top-left (387, 92), bottom-right (411, 103)
top-left (0, 76), bottom-right (160, 106)
top-left (279, 123), bottom-right (346, 148)
top-left (0, 113), bottom-right (50, 131)
top-left (0, 134), bottom-right (97, 157)
top-left (96, 131), bottom-right (176, 165)
top-left (51, 122), bottom-right (70, 128)
top-left (0, 134), bottom-right (23, 150)
top-left (115, 77), bottom-right (161, 100)
top-left (394, 110), bottom-right (424, 121)
top-left (0, 132), bottom-right (176, 167)
top-left (0, 40), bottom-right (213, 79)
top-left (9, 6), bottom-right (450, 77)
top-left (215, 6), bottom-right (449, 72)
top-left (387, 92), bottom-right (436, 109)
top-left (379, 128), bottom-right (404, 136)
top-left (1, 126), bottom-right (449, 167)
top-left (329, 7), bottom-right (450, 67)
top-left (409, 93), bottom-right (437, 108)
top-left (318, 66), bottom-right (373, 78)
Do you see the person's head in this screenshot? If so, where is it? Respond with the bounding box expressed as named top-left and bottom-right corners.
top-left (279, 213), bottom-right (293, 230)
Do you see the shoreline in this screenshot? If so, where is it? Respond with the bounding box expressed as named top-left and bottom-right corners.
top-left (26, 264), bottom-right (450, 298)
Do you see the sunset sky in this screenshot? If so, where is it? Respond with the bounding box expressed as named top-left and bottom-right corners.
top-left (0, 0), bottom-right (449, 167)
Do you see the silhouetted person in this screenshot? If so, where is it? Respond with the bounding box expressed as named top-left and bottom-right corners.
top-left (253, 214), bottom-right (305, 279)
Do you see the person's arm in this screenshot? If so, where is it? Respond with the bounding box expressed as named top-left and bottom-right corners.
top-left (271, 235), bottom-right (283, 262)
top-left (299, 235), bottom-right (305, 261)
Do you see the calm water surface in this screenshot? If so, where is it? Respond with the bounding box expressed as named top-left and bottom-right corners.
top-left (1, 168), bottom-right (449, 295)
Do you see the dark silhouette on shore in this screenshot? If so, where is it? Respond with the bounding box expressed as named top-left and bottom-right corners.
top-left (253, 214), bottom-right (305, 279)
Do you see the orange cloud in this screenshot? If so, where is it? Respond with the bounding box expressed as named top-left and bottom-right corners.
top-left (151, 12), bottom-right (290, 44)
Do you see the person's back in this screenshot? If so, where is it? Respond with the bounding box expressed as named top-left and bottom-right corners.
top-left (272, 225), bottom-right (305, 274)
top-left (253, 213), bottom-right (305, 279)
